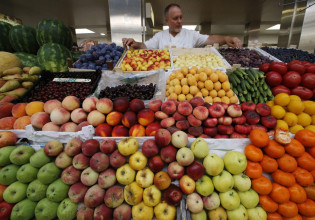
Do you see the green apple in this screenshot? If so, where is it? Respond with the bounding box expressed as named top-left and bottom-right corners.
top-left (233, 174), bottom-right (251, 192)
top-left (238, 189), bottom-right (259, 209)
top-left (10, 145), bottom-right (35, 165)
top-left (3, 181), bottom-right (27, 203)
top-left (35, 198), bottom-right (59, 220)
top-left (0, 146), bottom-right (15, 166)
top-left (247, 207), bottom-right (267, 220)
top-left (46, 178), bottom-right (70, 202)
top-left (219, 189), bottom-right (240, 211)
top-left (213, 170), bottom-right (234, 193)
top-left (57, 198), bottom-right (78, 220)
top-left (203, 153), bottom-right (224, 176)
top-left (17, 163), bottom-right (39, 183)
top-left (30, 149), bottom-right (51, 168)
top-left (191, 209), bottom-right (207, 220)
top-left (223, 151), bottom-right (247, 175)
top-left (196, 175), bottom-right (214, 196)
top-left (37, 162), bottom-right (60, 184)
top-left (191, 138), bottom-right (209, 159)
top-left (208, 206), bottom-right (227, 220)
top-left (0, 164), bottom-right (19, 185)
top-left (10, 198), bottom-right (37, 220)
top-left (227, 204), bottom-right (248, 220)
top-left (27, 179), bottom-right (48, 202)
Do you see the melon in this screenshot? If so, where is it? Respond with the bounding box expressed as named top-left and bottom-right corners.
top-left (0, 52), bottom-right (22, 73)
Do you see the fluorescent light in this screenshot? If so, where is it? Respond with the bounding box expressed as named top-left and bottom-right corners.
top-left (100, 33), bottom-right (106, 36)
top-left (163, 25), bottom-right (197, 30)
top-left (75, 28), bottom-right (95, 34)
top-left (266, 24), bottom-right (280, 30)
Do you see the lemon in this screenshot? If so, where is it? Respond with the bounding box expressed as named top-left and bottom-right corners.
top-left (303, 101), bottom-right (315, 115)
top-left (266, 100), bottom-right (274, 108)
top-left (182, 85), bottom-right (189, 95)
top-left (230, 96), bottom-right (238, 104)
top-left (169, 93), bottom-right (177, 100)
top-left (287, 100), bottom-right (305, 115)
top-left (217, 90), bottom-right (225, 98)
top-left (297, 113), bottom-right (312, 127)
top-left (271, 105), bottom-right (286, 119)
top-left (214, 82), bottom-right (221, 91)
top-left (221, 96), bottom-right (230, 104)
top-left (290, 124), bottom-right (304, 134)
top-left (204, 96), bottom-right (213, 103)
top-left (226, 90), bottom-right (234, 98)
top-left (177, 94), bottom-right (186, 102)
top-left (201, 88), bottom-right (209, 97)
top-left (186, 94), bottom-right (193, 101)
top-left (189, 86), bottom-right (198, 95)
top-left (283, 112), bottom-right (298, 127)
top-left (210, 90), bottom-right (217, 98)
top-left (210, 73), bottom-right (219, 82)
top-left (276, 120), bottom-right (289, 130)
top-left (290, 95), bottom-right (301, 102)
top-left (274, 93), bottom-right (290, 107)
top-left (306, 125), bottom-right (315, 133)
top-left (213, 97), bottom-right (221, 103)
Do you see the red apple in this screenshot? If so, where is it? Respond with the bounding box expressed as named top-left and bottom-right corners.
top-left (154, 129), bottom-right (171, 147)
top-left (164, 184), bottom-right (183, 206)
top-left (142, 139), bottom-right (159, 158)
top-left (186, 161), bottom-right (205, 181)
top-left (109, 150), bottom-right (126, 168)
top-left (90, 152), bottom-right (109, 172)
top-left (148, 155), bottom-right (164, 172)
top-left (167, 161), bottom-right (184, 180)
top-left (82, 139), bottom-right (100, 156)
top-left (160, 145), bottom-right (177, 163)
top-left (100, 138), bottom-right (117, 154)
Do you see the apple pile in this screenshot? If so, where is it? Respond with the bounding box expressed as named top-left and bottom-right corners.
top-left (0, 140), bottom-right (77, 220)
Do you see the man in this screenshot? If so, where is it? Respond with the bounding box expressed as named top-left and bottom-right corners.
top-left (122, 3), bottom-right (242, 49)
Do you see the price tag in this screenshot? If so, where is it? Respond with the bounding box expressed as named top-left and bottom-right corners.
top-left (53, 78), bottom-right (91, 83)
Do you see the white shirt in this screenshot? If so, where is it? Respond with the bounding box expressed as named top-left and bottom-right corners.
top-left (144, 28), bottom-right (209, 49)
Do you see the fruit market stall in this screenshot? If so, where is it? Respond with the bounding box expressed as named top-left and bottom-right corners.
top-left (260, 47), bottom-right (315, 63)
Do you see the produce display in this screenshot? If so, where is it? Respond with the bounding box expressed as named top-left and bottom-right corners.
top-left (0, 21), bottom-right (14, 52)
top-left (219, 48), bottom-right (273, 68)
top-left (260, 61), bottom-right (315, 99)
top-left (261, 47), bottom-right (315, 63)
top-left (228, 68), bottom-right (273, 104)
top-left (166, 67), bottom-right (238, 103)
top-left (173, 53), bottom-right (227, 69)
top-left (74, 43), bottom-right (125, 70)
top-left (120, 49), bottom-right (171, 71)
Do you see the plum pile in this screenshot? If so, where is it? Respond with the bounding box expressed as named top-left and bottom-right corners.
top-left (73, 43), bottom-right (125, 70)
top-left (99, 84), bottom-right (156, 101)
top-left (261, 47), bottom-right (315, 63)
top-left (219, 48), bottom-right (273, 68)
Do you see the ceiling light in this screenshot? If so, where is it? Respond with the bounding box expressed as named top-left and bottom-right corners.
top-left (75, 28), bottom-right (95, 34)
top-left (163, 25), bottom-right (197, 30)
top-left (266, 24), bottom-right (280, 30)
top-left (100, 33), bottom-right (106, 36)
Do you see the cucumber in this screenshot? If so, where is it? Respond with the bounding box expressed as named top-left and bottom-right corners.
top-left (234, 69), bottom-right (244, 78)
top-left (249, 68), bottom-right (259, 81)
top-left (232, 87), bottom-right (239, 95)
top-left (228, 73), bottom-right (237, 86)
top-left (246, 93), bottom-right (253, 103)
top-left (238, 94), bottom-right (246, 103)
top-left (258, 96), bottom-right (264, 103)
top-left (245, 81), bottom-right (254, 92)
top-left (241, 81), bottom-right (247, 91)
top-left (246, 69), bottom-right (256, 82)
top-left (232, 73), bottom-right (241, 84)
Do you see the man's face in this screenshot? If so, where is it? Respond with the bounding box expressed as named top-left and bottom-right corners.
top-left (165, 6), bottom-right (183, 33)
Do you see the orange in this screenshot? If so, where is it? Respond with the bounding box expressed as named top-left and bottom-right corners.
top-left (249, 129), bottom-right (270, 147)
top-left (261, 155), bottom-right (278, 173)
top-left (272, 169), bottom-right (296, 187)
top-left (277, 154), bottom-right (298, 172)
top-left (260, 195), bottom-right (279, 213)
top-left (297, 199), bottom-right (315, 217)
top-left (252, 176), bottom-right (273, 195)
top-left (270, 182), bottom-right (290, 204)
top-left (274, 93), bottom-right (290, 107)
top-left (245, 161), bottom-right (263, 179)
top-left (245, 144), bottom-right (264, 162)
top-left (267, 212), bottom-right (282, 220)
top-left (278, 201), bottom-right (299, 218)
top-left (284, 139), bottom-right (305, 157)
top-left (290, 124), bottom-right (304, 134)
top-left (265, 140), bottom-right (285, 158)
top-left (289, 184), bottom-right (307, 204)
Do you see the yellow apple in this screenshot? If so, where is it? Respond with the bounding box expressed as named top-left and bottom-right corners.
top-left (143, 185), bottom-right (161, 207)
top-left (116, 164), bottom-right (135, 185)
top-left (132, 202), bottom-right (153, 220)
top-left (136, 168), bottom-right (154, 188)
top-left (129, 151), bottom-right (147, 171)
top-left (124, 182), bottom-right (143, 206)
top-left (118, 137), bottom-right (139, 156)
top-left (154, 201), bottom-right (176, 220)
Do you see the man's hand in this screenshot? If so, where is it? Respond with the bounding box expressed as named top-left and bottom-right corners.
top-left (122, 38), bottom-right (136, 47)
top-left (225, 36), bottom-right (242, 48)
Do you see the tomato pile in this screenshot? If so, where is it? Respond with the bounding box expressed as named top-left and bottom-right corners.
top-left (260, 61), bottom-right (315, 100)
top-left (245, 128), bottom-right (315, 219)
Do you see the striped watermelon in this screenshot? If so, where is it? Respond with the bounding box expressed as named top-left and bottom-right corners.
top-left (14, 52), bottom-right (38, 67)
top-left (36, 19), bottom-right (73, 49)
top-left (0, 21), bottom-right (14, 52)
top-left (9, 25), bottom-right (39, 54)
top-left (37, 43), bottom-right (71, 72)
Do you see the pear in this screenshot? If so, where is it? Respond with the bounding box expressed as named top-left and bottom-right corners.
top-left (5, 88), bottom-right (27, 97)
top-left (3, 67), bottom-right (22, 75)
top-left (0, 80), bottom-right (20, 92)
top-left (22, 81), bottom-right (34, 89)
top-left (29, 66), bottom-right (41, 75)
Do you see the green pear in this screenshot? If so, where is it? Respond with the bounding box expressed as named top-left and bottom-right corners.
top-left (27, 179), bottom-right (48, 202)
top-left (21, 81), bottom-right (34, 89)
top-left (17, 163), bottom-right (39, 183)
top-left (3, 181), bottom-right (27, 203)
top-left (10, 199), bottom-right (37, 220)
top-left (46, 178), bottom-right (70, 202)
top-left (227, 204), bottom-right (248, 220)
top-left (238, 189), bottom-right (259, 209)
top-left (35, 198), bottom-right (59, 220)
top-left (5, 87), bottom-right (27, 97)
top-left (0, 164), bottom-right (19, 185)
top-left (29, 66), bottom-right (41, 75)
top-left (213, 170), bottom-right (234, 193)
top-left (233, 174), bottom-right (251, 192)
top-left (191, 138), bottom-right (209, 158)
top-left (10, 145), bottom-right (35, 165)
top-left (0, 146), bottom-right (15, 166)
top-left (37, 162), bottom-right (60, 184)
top-left (30, 149), bottom-right (51, 168)
top-left (57, 198), bottom-right (78, 220)
top-left (223, 151), bottom-right (247, 175)
top-left (219, 189), bottom-right (240, 211)
top-left (0, 80), bottom-right (20, 92)
top-left (203, 153), bottom-right (224, 176)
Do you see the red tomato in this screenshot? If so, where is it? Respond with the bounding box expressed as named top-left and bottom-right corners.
top-left (283, 71), bottom-right (302, 88)
top-left (289, 60), bottom-right (303, 65)
top-left (259, 63), bottom-right (270, 73)
top-left (291, 86), bottom-right (313, 100)
top-left (0, 201), bottom-right (14, 220)
top-left (266, 71), bottom-right (283, 87)
top-left (288, 62), bottom-right (306, 74)
top-left (302, 73), bottom-right (315, 90)
top-left (269, 62), bottom-right (288, 75)
top-left (272, 85), bottom-right (291, 96)
top-left (307, 65), bottom-right (315, 73)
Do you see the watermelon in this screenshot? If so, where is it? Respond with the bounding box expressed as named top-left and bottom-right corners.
top-left (14, 52), bottom-right (38, 67)
top-left (36, 19), bottom-right (73, 49)
top-left (9, 25), bottom-right (39, 54)
top-left (0, 21), bottom-right (14, 52)
top-left (37, 43), bottom-right (71, 72)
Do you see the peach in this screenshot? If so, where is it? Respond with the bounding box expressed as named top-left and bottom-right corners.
top-left (76, 121), bottom-right (90, 131)
top-left (161, 117), bottom-right (175, 128)
top-left (149, 99), bottom-right (162, 112)
top-left (31, 112), bottom-right (51, 129)
top-left (167, 126), bottom-right (180, 134)
top-left (25, 101), bottom-right (44, 116)
top-left (62, 95), bottom-right (80, 111)
top-left (167, 99), bottom-right (179, 106)
top-left (189, 97), bottom-right (204, 107)
top-left (155, 111), bottom-right (168, 120)
top-left (113, 97), bottom-right (129, 113)
top-left (176, 120), bottom-right (190, 130)
top-left (0, 117), bottom-right (16, 129)
top-left (199, 134), bottom-right (210, 138)
top-left (193, 106), bottom-right (209, 121)
top-left (137, 108), bottom-right (155, 126)
top-left (188, 126), bottom-right (203, 137)
top-left (173, 112), bottom-right (186, 121)
top-left (106, 111), bottom-right (123, 126)
top-left (0, 102), bottom-right (14, 119)
top-left (96, 98), bottom-right (113, 114)
top-left (129, 99), bottom-right (145, 112)
top-left (11, 103), bottom-right (27, 118)
top-left (112, 125), bottom-right (129, 137)
top-left (42, 122), bottom-right (60, 131)
top-left (121, 111), bottom-right (137, 128)
top-left (95, 123), bottom-right (112, 137)
top-left (71, 108), bottom-right (87, 124)
top-left (129, 124), bottom-right (146, 137)
top-left (50, 107), bottom-right (71, 125)
top-left (82, 97), bottom-right (99, 112)
top-left (177, 101), bottom-right (193, 116)
top-left (60, 122), bottom-right (78, 132)
top-left (161, 100), bottom-right (177, 115)
top-left (44, 99), bottom-right (62, 114)
top-left (87, 110), bottom-right (105, 126)
top-left (145, 122), bottom-right (162, 136)
top-left (188, 115), bottom-right (202, 127)
top-left (13, 116), bottom-right (31, 129)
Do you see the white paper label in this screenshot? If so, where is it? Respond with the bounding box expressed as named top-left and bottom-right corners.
top-left (53, 78), bottom-right (91, 82)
